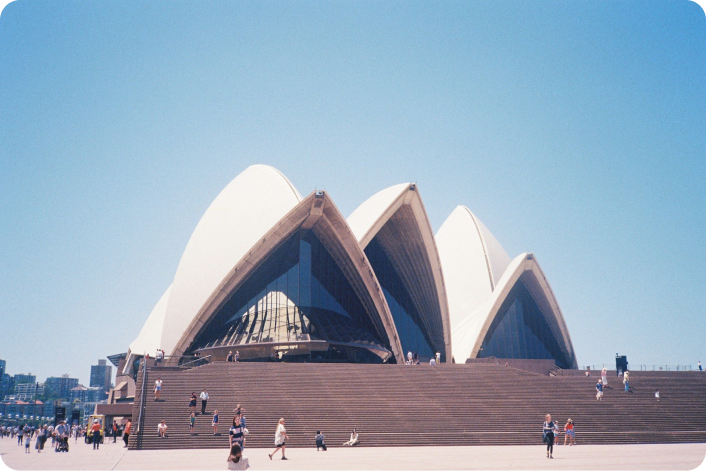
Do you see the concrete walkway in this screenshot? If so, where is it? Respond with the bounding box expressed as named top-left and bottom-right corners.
top-left (1, 438), bottom-right (705, 470)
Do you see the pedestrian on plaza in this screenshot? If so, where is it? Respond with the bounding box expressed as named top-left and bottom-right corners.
top-left (200, 389), bottom-right (210, 414)
top-left (543, 414), bottom-right (556, 459)
top-left (25, 433), bottom-right (31, 453)
top-left (91, 420), bottom-right (102, 450)
top-left (601, 367), bottom-right (608, 387)
top-left (623, 371), bottom-right (630, 392)
top-left (227, 351), bottom-right (234, 362)
top-left (563, 419), bottom-right (576, 446)
top-left (268, 418), bottom-right (288, 460)
top-left (227, 443), bottom-right (250, 470)
top-left (315, 430), bottom-right (327, 451)
top-left (189, 412), bottom-right (196, 435)
top-left (343, 428), bottom-right (359, 446)
top-left (37, 425), bottom-right (47, 452)
top-left (112, 421), bottom-right (118, 443)
top-left (17, 425), bottom-right (23, 446)
top-left (596, 379), bottom-right (604, 400)
top-left (230, 415), bottom-right (246, 450)
top-left (154, 377), bottom-right (163, 400)
top-left (189, 392), bottom-right (198, 414)
top-left (212, 410), bottom-right (220, 435)
top-left (122, 419), bottom-right (131, 447)
top-left (158, 420), bottom-right (168, 438)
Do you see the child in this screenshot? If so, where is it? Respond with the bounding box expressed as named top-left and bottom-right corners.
top-left (25, 434), bottom-right (31, 453)
top-left (315, 430), bottom-right (327, 451)
top-left (212, 410), bottom-right (219, 435)
top-left (190, 412), bottom-right (196, 434)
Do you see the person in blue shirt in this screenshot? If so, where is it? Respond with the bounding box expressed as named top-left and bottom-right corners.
top-left (596, 379), bottom-right (604, 400)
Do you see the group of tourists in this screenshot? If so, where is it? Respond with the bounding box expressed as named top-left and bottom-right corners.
top-left (226, 351), bottom-right (240, 362)
top-left (405, 351), bottom-right (442, 365)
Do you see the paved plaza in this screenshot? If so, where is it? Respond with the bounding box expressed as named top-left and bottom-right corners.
top-left (1, 438), bottom-right (705, 471)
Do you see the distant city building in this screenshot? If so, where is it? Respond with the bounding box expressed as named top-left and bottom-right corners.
top-left (69, 385), bottom-right (105, 403)
top-left (12, 373), bottom-right (36, 390)
top-left (12, 382), bottom-right (44, 401)
top-left (0, 374), bottom-right (14, 400)
top-left (45, 375), bottom-right (79, 400)
top-left (90, 359), bottom-right (112, 398)
top-left (0, 360), bottom-right (7, 397)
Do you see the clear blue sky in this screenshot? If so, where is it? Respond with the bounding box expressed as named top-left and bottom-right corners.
top-left (1, 0), bottom-right (704, 385)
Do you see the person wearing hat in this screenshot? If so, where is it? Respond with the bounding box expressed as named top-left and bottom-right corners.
top-left (563, 419), bottom-right (575, 446)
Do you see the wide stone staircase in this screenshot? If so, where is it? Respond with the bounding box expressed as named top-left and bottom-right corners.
top-left (129, 362), bottom-right (706, 450)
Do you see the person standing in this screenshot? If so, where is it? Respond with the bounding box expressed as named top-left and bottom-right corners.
top-left (268, 418), bottom-right (288, 460)
top-left (563, 419), bottom-right (575, 446)
top-left (699, 361), bottom-right (702, 371)
top-left (122, 419), bottom-right (131, 447)
top-left (601, 368), bottom-right (608, 387)
top-left (655, 389), bottom-right (660, 401)
top-left (189, 412), bottom-right (196, 435)
top-left (227, 351), bottom-right (234, 362)
top-left (112, 421), bottom-right (118, 443)
top-left (200, 389), bottom-right (210, 415)
top-left (623, 371), bottom-right (630, 392)
top-left (17, 425), bottom-right (23, 446)
top-left (436, 352), bottom-right (441, 364)
top-left (189, 392), bottom-right (198, 414)
top-left (596, 379), bottom-right (604, 400)
top-left (543, 414), bottom-right (555, 459)
top-left (235, 351), bottom-right (240, 362)
top-left (227, 443), bottom-right (250, 470)
top-left (212, 410), bottom-right (220, 435)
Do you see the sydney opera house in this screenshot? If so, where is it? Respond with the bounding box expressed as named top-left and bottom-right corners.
top-left (124, 165), bottom-right (577, 373)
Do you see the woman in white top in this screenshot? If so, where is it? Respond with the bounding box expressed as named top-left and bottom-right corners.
top-left (343, 428), bottom-right (359, 446)
top-left (227, 443), bottom-right (249, 470)
top-left (268, 418), bottom-right (288, 460)
top-left (601, 368), bottom-right (608, 387)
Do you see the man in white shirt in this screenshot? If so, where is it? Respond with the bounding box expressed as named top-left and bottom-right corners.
top-left (200, 389), bottom-right (209, 414)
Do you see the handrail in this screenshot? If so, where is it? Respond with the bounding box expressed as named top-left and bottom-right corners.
top-left (136, 358), bottom-right (147, 436)
top-left (179, 355), bottom-right (212, 368)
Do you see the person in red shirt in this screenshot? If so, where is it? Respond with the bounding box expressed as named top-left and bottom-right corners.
top-left (90, 420), bottom-right (102, 450)
top-left (122, 419), bottom-right (131, 448)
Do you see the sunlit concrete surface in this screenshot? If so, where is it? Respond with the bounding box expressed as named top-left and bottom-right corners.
top-left (1, 438), bottom-right (705, 471)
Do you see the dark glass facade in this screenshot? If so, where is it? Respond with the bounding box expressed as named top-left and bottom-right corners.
top-left (477, 280), bottom-right (571, 369)
top-left (364, 239), bottom-right (434, 360)
top-left (187, 232), bottom-right (390, 362)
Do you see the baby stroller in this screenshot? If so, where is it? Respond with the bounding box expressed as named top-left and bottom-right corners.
top-left (56, 435), bottom-right (69, 452)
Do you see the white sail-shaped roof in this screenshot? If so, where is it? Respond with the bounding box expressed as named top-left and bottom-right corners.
top-left (449, 252), bottom-right (577, 368)
top-left (160, 165), bottom-right (303, 356)
top-left (347, 183), bottom-right (451, 360)
top-left (436, 206), bottom-right (511, 331)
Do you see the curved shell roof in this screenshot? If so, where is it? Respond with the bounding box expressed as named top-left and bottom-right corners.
top-left (450, 252), bottom-right (577, 368)
top-left (160, 165), bottom-right (303, 355)
top-left (436, 206), bottom-right (511, 330)
top-left (128, 284), bottom-right (171, 358)
top-left (347, 183), bottom-right (451, 360)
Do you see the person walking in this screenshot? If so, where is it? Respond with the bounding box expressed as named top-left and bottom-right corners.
top-left (315, 430), bottom-right (327, 451)
top-left (17, 425), bottom-right (23, 446)
top-left (112, 421), bottom-right (118, 443)
top-left (596, 379), bottom-right (604, 400)
top-left (268, 418), bottom-right (288, 460)
top-left (543, 414), bottom-right (556, 458)
top-left (227, 443), bottom-right (250, 470)
top-left (189, 392), bottom-right (198, 414)
top-left (212, 410), bottom-right (220, 435)
top-left (563, 419), bottom-right (576, 446)
top-left (122, 419), bottom-right (131, 447)
top-left (154, 378), bottom-right (163, 400)
top-left (229, 415), bottom-right (246, 450)
top-left (90, 420), bottom-right (102, 450)
top-left (601, 367), bottom-right (608, 387)
top-left (200, 389), bottom-right (210, 415)
top-left (623, 370), bottom-right (630, 392)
